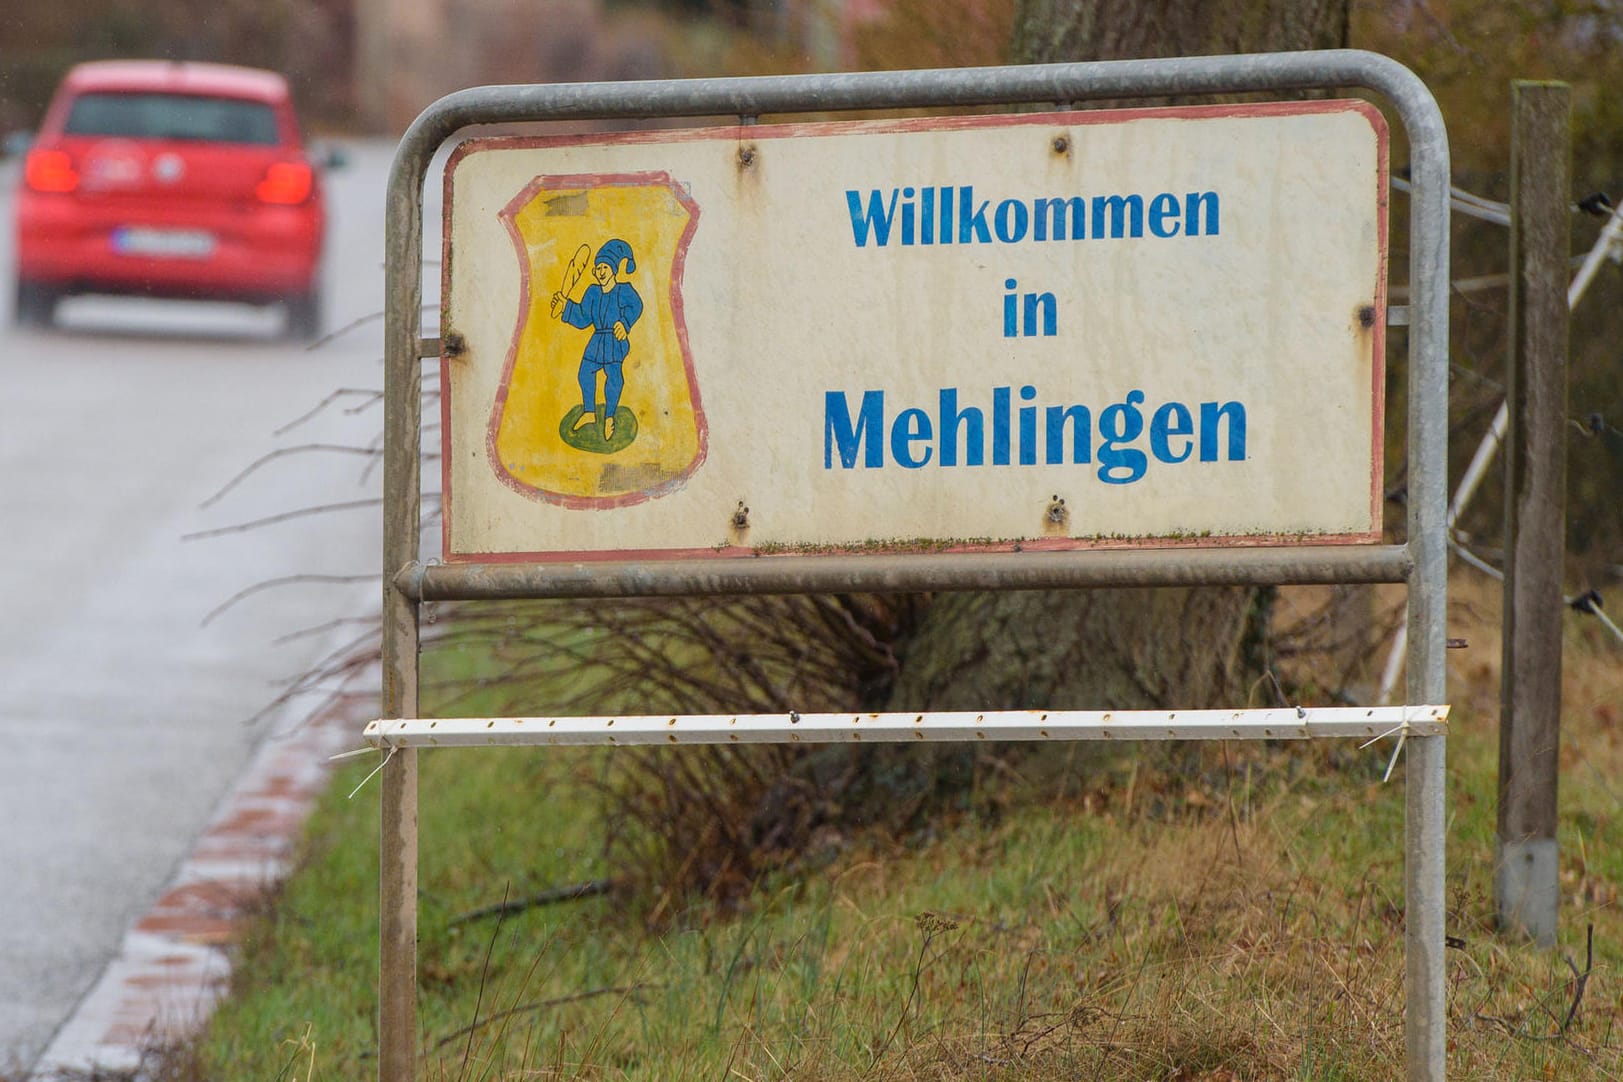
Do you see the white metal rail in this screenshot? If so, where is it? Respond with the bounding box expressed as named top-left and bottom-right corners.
top-left (365, 706), bottom-right (1448, 750)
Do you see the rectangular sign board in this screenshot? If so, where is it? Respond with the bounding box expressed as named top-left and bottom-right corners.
top-left (441, 101), bottom-right (1387, 562)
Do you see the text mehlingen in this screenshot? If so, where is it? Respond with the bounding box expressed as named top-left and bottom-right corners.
top-left (825, 388), bottom-right (1247, 486)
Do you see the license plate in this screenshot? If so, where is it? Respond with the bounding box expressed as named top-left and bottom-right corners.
top-left (111, 227), bottom-right (216, 258)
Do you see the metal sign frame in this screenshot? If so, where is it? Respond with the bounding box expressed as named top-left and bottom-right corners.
top-left (379, 51), bottom-right (1449, 1082)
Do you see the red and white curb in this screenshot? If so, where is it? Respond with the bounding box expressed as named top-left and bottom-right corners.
top-left (30, 698), bottom-right (367, 1080)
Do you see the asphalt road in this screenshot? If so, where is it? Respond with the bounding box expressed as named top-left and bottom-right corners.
top-left (0, 139), bottom-right (409, 1073)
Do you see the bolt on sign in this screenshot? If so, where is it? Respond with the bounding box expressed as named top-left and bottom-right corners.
top-left (440, 100), bottom-right (1388, 561)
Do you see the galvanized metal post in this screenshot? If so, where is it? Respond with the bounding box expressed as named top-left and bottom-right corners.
top-left (380, 134), bottom-right (425, 1082)
top-left (1396, 60), bottom-right (1453, 1082)
top-left (380, 50), bottom-right (1450, 1082)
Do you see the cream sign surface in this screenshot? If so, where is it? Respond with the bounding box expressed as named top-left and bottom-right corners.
top-left (441, 101), bottom-right (1387, 561)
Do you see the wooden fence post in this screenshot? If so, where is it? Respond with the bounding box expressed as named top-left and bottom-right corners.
top-left (1497, 80), bottom-right (1570, 947)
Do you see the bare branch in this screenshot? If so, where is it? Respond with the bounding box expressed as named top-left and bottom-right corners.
top-left (273, 388), bottom-right (383, 436)
top-left (200, 445), bottom-right (381, 509)
top-left (429, 985), bottom-right (653, 1054)
top-left (449, 879), bottom-right (615, 928)
top-left (201, 573), bottom-right (377, 626)
top-left (303, 309), bottom-right (384, 352)
top-left (182, 498), bottom-right (387, 541)
top-left (272, 616), bottom-right (381, 646)
top-left (1559, 924), bottom-right (1595, 1035)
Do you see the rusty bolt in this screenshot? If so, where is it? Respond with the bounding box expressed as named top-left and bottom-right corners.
top-left (1046, 496), bottom-right (1068, 524)
top-left (1357, 305), bottom-right (1377, 330)
top-left (731, 501), bottom-right (750, 530)
top-left (1052, 135), bottom-right (1070, 154)
top-left (443, 331), bottom-right (467, 357)
top-left (738, 145), bottom-right (756, 168)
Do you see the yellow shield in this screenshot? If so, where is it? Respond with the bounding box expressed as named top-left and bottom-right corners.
top-left (490, 173), bottom-right (705, 507)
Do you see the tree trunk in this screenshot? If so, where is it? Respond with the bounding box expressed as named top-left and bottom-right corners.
top-left (887, 586), bottom-right (1261, 711)
top-left (1012, 0), bottom-right (1348, 67)
top-left (882, 0), bottom-right (1349, 716)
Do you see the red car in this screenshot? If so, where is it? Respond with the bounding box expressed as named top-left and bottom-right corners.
top-left (13, 60), bottom-right (327, 338)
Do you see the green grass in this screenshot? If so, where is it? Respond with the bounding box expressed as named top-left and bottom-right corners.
top-left (159, 580), bottom-right (1623, 1080)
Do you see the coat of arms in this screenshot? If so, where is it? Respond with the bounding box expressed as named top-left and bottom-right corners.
top-left (489, 172), bottom-right (706, 507)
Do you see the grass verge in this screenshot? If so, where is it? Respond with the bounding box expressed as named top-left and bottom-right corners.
top-left (148, 574), bottom-right (1623, 1079)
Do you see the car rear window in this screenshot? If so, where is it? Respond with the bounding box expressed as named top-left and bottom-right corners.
top-left (63, 92), bottom-right (281, 145)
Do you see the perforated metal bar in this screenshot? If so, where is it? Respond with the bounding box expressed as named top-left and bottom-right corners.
top-left (365, 706), bottom-right (1448, 750)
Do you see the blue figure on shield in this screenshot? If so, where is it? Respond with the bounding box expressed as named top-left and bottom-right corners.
top-left (550, 238), bottom-right (643, 443)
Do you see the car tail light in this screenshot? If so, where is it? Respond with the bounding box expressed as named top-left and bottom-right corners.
top-left (25, 148), bottom-right (79, 193)
top-left (255, 161), bottom-right (313, 205)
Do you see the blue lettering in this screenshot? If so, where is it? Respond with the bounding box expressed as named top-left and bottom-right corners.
top-left (1018, 385), bottom-right (1037, 465)
top-left (938, 388), bottom-right (984, 467)
top-left (824, 390), bottom-right (885, 468)
top-left (992, 386), bottom-right (1011, 465)
top-left (1098, 389), bottom-right (1148, 484)
top-left (842, 188), bottom-right (1220, 246)
top-left (845, 189), bottom-right (899, 248)
top-left (821, 386), bottom-right (1246, 483)
top-left (1092, 194), bottom-right (1145, 239)
top-left (1148, 193), bottom-right (1182, 238)
top-left (1150, 401), bottom-right (1193, 462)
top-left (891, 408), bottom-right (933, 468)
top-left (958, 185), bottom-right (991, 244)
top-left (1199, 401), bottom-right (1247, 461)
top-left (994, 198), bottom-right (1029, 243)
top-left (1045, 404), bottom-right (1092, 464)
top-left (1186, 191), bottom-right (1220, 236)
top-left (1023, 291), bottom-right (1057, 337)
top-left (1033, 196), bottom-right (1086, 241)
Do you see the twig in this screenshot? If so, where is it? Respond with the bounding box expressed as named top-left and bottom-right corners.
top-left (201, 573), bottom-right (376, 626)
top-left (448, 879), bottom-right (615, 928)
top-left (273, 388), bottom-right (384, 436)
top-left (243, 624), bottom-right (382, 726)
top-left (272, 616), bottom-right (378, 646)
top-left (431, 986), bottom-right (652, 1051)
top-left (1560, 923), bottom-right (1595, 1035)
top-left (1221, 740), bottom-right (1243, 864)
top-left (200, 444), bottom-right (381, 509)
top-left (302, 309), bottom-right (384, 352)
top-left (461, 883), bottom-right (509, 1080)
top-left (182, 498), bottom-right (386, 541)
top-left (869, 913), bottom-right (958, 1071)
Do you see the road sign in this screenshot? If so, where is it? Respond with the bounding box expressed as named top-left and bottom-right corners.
top-left (386, 54), bottom-right (1453, 1082)
top-left (441, 100), bottom-right (1388, 562)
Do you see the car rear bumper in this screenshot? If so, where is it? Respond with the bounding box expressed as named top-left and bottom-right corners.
top-left (15, 192), bottom-right (323, 302)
